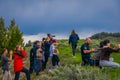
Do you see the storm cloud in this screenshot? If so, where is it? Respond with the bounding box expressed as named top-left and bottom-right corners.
top-left (0, 0), bottom-right (120, 42)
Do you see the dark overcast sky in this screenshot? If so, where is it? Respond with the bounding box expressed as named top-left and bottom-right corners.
top-left (0, 0), bottom-right (120, 35)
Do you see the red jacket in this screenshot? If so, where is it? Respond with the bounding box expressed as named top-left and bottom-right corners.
top-left (14, 50), bottom-right (26, 72)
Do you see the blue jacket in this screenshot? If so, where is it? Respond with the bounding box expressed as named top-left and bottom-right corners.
top-left (49, 44), bottom-right (55, 57)
top-left (69, 34), bottom-right (79, 44)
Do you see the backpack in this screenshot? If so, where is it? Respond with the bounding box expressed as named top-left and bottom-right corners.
top-left (91, 49), bottom-right (102, 60)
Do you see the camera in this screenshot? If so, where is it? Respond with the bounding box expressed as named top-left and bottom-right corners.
top-left (47, 34), bottom-right (55, 37)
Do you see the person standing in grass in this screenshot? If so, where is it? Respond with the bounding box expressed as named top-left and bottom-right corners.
top-left (34, 41), bottom-right (44, 75)
top-left (80, 38), bottom-right (95, 65)
top-left (69, 29), bottom-right (79, 57)
top-left (29, 41), bottom-right (38, 74)
top-left (43, 37), bottom-right (51, 69)
top-left (100, 40), bottom-right (120, 68)
top-left (14, 45), bottom-right (30, 80)
top-left (50, 39), bottom-right (60, 69)
top-left (52, 48), bottom-right (60, 68)
top-left (29, 41), bottom-right (41, 74)
top-left (1, 49), bottom-right (13, 80)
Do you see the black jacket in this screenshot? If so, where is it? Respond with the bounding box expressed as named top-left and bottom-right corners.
top-left (44, 41), bottom-right (51, 56)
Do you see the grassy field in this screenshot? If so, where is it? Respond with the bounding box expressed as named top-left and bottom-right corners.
top-left (57, 40), bottom-right (120, 80)
top-left (0, 39), bottom-right (120, 80)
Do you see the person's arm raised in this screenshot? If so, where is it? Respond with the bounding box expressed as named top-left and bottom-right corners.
top-left (118, 44), bottom-right (120, 48)
top-left (109, 44), bottom-right (120, 53)
top-left (21, 47), bottom-right (27, 58)
top-left (16, 51), bottom-right (24, 57)
top-left (57, 49), bottom-right (59, 54)
top-left (8, 51), bottom-right (13, 61)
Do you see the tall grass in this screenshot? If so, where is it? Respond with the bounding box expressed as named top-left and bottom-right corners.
top-left (40, 65), bottom-right (111, 80)
top-left (0, 39), bottom-right (120, 80)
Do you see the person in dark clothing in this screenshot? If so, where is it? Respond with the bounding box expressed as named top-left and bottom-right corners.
top-left (100, 40), bottom-right (120, 68)
top-left (34, 41), bottom-right (44, 75)
top-left (29, 41), bottom-right (39, 74)
top-left (41, 38), bottom-right (46, 70)
top-left (52, 49), bottom-right (60, 67)
top-left (69, 30), bottom-right (79, 57)
top-left (43, 37), bottom-right (51, 69)
top-left (32, 41), bottom-right (43, 73)
top-left (29, 48), bottom-right (34, 74)
top-left (81, 38), bottom-right (95, 65)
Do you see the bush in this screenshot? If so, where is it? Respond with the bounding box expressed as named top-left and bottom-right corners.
top-left (40, 64), bottom-right (111, 80)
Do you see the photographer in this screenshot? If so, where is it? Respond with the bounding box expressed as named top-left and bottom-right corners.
top-left (14, 45), bottom-right (30, 80)
top-left (100, 40), bottom-right (120, 68)
top-left (47, 33), bottom-right (55, 44)
top-left (43, 37), bottom-right (51, 69)
top-left (34, 41), bottom-right (44, 75)
top-left (81, 38), bottom-right (95, 65)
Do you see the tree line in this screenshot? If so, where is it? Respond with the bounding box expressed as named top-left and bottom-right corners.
top-left (0, 17), bottom-right (23, 56)
top-left (91, 32), bottom-right (120, 39)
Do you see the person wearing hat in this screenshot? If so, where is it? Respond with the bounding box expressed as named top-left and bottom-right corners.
top-left (49, 39), bottom-right (58, 69)
top-left (50, 40), bottom-right (57, 57)
top-left (100, 39), bottom-right (120, 68)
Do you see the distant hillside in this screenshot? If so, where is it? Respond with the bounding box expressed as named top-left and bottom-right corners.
top-left (91, 32), bottom-right (120, 39)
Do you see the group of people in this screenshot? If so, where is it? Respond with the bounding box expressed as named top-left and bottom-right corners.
top-left (1, 30), bottom-right (120, 80)
top-left (29, 34), bottom-right (60, 76)
top-left (1, 45), bottom-right (30, 80)
top-left (69, 30), bottom-right (120, 68)
top-left (1, 34), bottom-right (60, 80)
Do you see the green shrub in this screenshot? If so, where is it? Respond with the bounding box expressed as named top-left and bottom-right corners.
top-left (40, 65), bottom-right (111, 80)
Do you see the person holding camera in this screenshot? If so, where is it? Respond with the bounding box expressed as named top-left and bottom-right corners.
top-left (47, 33), bottom-right (55, 44)
top-left (43, 37), bottom-right (51, 69)
top-left (14, 45), bottom-right (30, 80)
top-left (100, 40), bottom-right (120, 68)
top-left (33, 41), bottom-right (44, 75)
top-left (80, 38), bottom-right (95, 65)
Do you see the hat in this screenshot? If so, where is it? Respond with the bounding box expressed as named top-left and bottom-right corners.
top-left (52, 39), bottom-right (56, 43)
